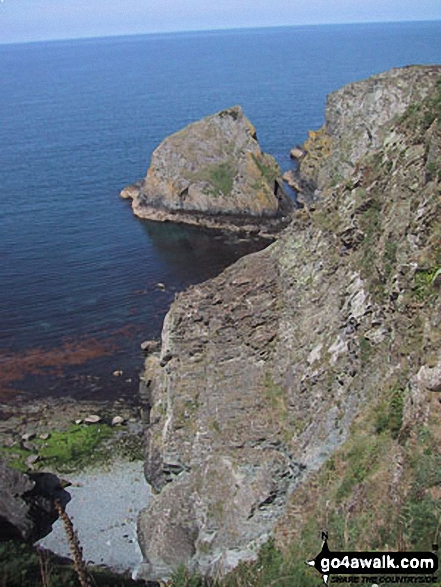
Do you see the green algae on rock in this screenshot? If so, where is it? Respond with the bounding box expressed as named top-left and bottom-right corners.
top-left (121, 106), bottom-right (293, 236)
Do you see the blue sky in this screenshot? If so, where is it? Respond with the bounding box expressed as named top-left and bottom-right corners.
top-left (1, 0), bottom-right (440, 44)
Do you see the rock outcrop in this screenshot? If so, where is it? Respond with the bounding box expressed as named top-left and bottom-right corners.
top-left (0, 459), bottom-right (70, 543)
top-left (295, 65), bottom-right (441, 198)
top-left (121, 106), bottom-right (293, 236)
top-left (137, 66), bottom-right (441, 580)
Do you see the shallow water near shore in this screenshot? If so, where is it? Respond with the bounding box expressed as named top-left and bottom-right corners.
top-left (1, 21), bottom-right (441, 402)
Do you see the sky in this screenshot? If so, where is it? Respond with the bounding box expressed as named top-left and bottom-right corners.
top-left (0, 0), bottom-right (440, 44)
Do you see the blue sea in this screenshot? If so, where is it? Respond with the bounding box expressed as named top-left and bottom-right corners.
top-left (1, 21), bottom-right (440, 403)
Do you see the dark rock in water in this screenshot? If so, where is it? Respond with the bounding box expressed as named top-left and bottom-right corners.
top-left (0, 459), bottom-right (70, 543)
top-left (121, 106), bottom-right (293, 237)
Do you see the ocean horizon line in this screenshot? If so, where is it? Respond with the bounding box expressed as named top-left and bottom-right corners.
top-left (1, 17), bottom-right (440, 48)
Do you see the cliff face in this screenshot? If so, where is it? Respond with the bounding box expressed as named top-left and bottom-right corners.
top-left (137, 66), bottom-right (441, 580)
top-left (121, 106), bottom-right (292, 236)
top-left (297, 65), bottom-right (441, 196)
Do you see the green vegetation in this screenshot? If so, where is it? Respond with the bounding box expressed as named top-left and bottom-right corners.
top-left (209, 419), bottom-right (221, 434)
top-left (0, 422), bottom-right (140, 474)
top-left (383, 239), bottom-right (398, 281)
top-left (426, 160), bottom-right (440, 181)
top-left (169, 538), bottom-right (319, 587)
top-left (400, 78), bottom-right (441, 135)
top-left (264, 374), bottom-right (287, 424)
top-left (311, 208), bottom-right (341, 233)
top-left (413, 266), bottom-right (441, 302)
top-left (207, 161), bottom-right (236, 197)
top-left (251, 153), bottom-right (279, 185)
top-left (335, 435), bottom-right (381, 501)
top-left (375, 386), bottom-right (406, 439)
top-left (358, 199), bottom-right (381, 277)
top-left (0, 424), bottom-right (113, 471)
top-left (358, 335), bottom-right (372, 364)
top-left (219, 108), bottom-right (239, 121)
top-left (36, 424), bottom-right (112, 471)
top-left (402, 433), bottom-right (441, 551)
top-left (0, 541), bottom-right (144, 587)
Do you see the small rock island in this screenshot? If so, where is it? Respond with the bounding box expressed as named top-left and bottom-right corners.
top-left (121, 106), bottom-right (293, 236)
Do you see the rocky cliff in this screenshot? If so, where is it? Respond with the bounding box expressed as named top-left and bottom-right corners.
top-left (121, 106), bottom-right (292, 236)
top-left (137, 65), bottom-right (441, 581)
top-left (295, 65), bottom-right (441, 198)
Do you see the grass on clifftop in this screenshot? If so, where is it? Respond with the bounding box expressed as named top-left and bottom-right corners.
top-left (164, 385), bottom-right (441, 587)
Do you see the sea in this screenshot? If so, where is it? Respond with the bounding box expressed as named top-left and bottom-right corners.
top-left (1, 20), bottom-right (440, 404)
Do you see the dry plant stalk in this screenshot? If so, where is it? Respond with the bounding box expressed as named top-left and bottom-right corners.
top-left (37, 547), bottom-right (51, 587)
top-left (54, 499), bottom-right (91, 587)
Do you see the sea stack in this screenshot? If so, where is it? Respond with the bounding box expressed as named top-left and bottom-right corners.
top-left (121, 106), bottom-right (293, 236)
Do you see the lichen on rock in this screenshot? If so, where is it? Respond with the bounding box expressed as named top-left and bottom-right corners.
top-left (121, 106), bottom-right (293, 236)
top-left (294, 65), bottom-right (441, 199)
top-left (136, 65), bottom-right (441, 581)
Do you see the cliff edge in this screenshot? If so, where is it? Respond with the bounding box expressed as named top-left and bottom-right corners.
top-left (121, 106), bottom-right (293, 236)
top-left (137, 65), bottom-right (441, 581)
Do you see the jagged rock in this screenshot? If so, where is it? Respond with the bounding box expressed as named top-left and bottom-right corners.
top-left (137, 66), bottom-right (441, 580)
top-left (0, 459), bottom-right (70, 542)
top-left (121, 106), bottom-right (293, 236)
top-left (296, 65), bottom-right (441, 196)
